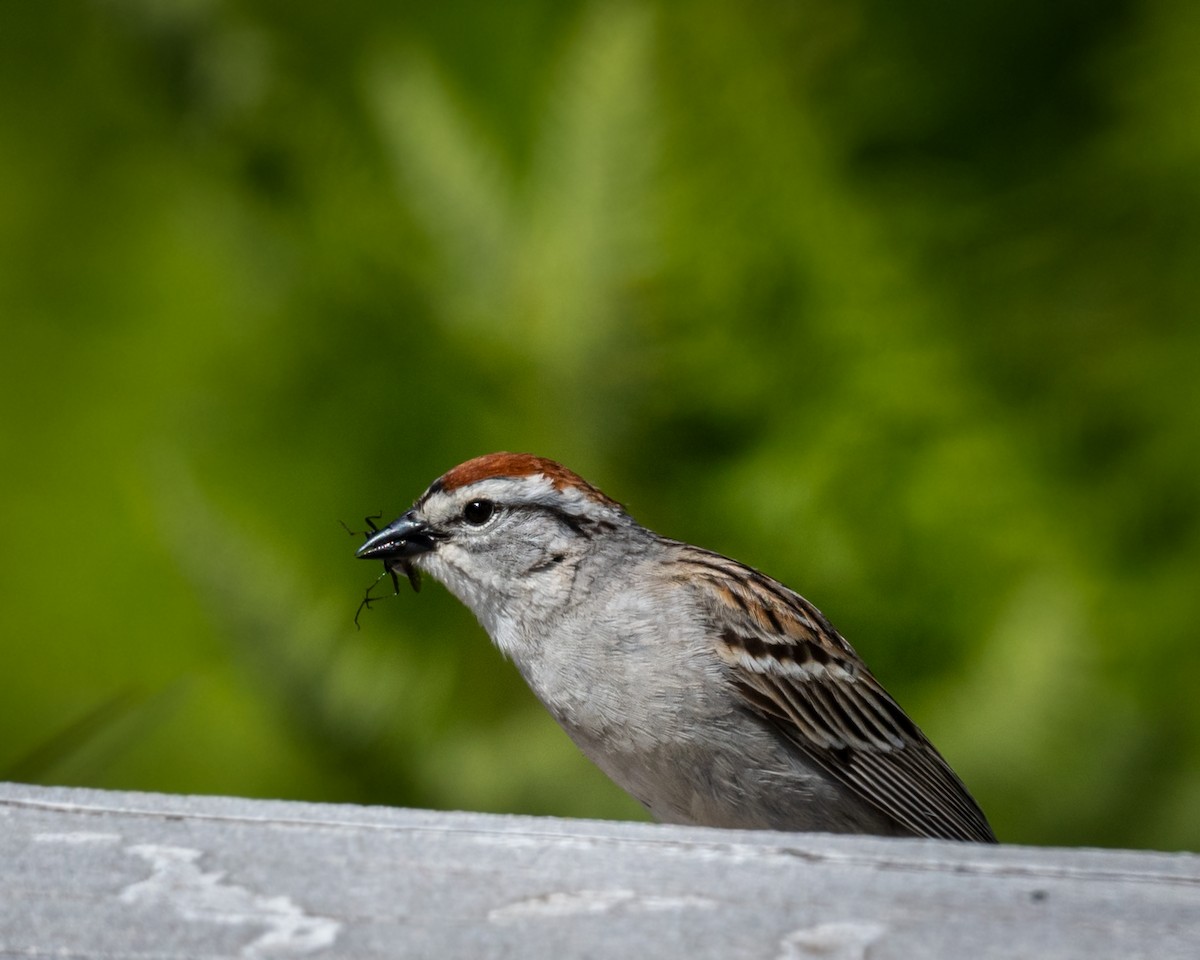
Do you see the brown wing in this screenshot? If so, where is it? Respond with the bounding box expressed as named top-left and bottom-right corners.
top-left (677, 547), bottom-right (996, 843)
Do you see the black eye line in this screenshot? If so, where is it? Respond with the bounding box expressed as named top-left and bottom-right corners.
top-left (527, 503), bottom-right (591, 537)
top-left (452, 501), bottom-right (586, 534)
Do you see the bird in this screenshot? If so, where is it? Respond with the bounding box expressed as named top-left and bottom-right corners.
top-left (355, 452), bottom-right (996, 842)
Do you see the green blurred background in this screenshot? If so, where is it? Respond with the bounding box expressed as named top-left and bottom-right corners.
top-left (2, 0), bottom-right (1198, 851)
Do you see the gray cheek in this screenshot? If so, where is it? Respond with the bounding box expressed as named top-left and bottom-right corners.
top-left (420, 551), bottom-right (499, 622)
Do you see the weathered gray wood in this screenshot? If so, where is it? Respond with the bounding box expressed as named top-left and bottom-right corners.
top-left (0, 781), bottom-right (1196, 959)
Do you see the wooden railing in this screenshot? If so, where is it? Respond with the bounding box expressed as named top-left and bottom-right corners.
top-left (1, 781), bottom-right (1195, 958)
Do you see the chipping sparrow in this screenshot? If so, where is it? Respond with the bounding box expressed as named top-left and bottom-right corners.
top-left (356, 453), bottom-right (996, 842)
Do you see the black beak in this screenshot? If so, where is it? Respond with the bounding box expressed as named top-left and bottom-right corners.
top-left (355, 511), bottom-right (437, 562)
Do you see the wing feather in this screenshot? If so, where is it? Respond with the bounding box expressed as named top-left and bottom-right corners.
top-left (677, 546), bottom-right (996, 843)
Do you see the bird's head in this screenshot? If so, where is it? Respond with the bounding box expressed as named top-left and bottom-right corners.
top-left (356, 453), bottom-right (633, 629)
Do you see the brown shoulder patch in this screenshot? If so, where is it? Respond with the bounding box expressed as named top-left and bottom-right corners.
top-left (437, 453), bottom-right (621, 507)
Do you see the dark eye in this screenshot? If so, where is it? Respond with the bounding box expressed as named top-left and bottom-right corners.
top-left (462, 499), bottom-right (495, 525)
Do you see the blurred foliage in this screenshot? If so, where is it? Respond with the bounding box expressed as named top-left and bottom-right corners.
top-left (1, 0), bottom-right (1197, 851)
